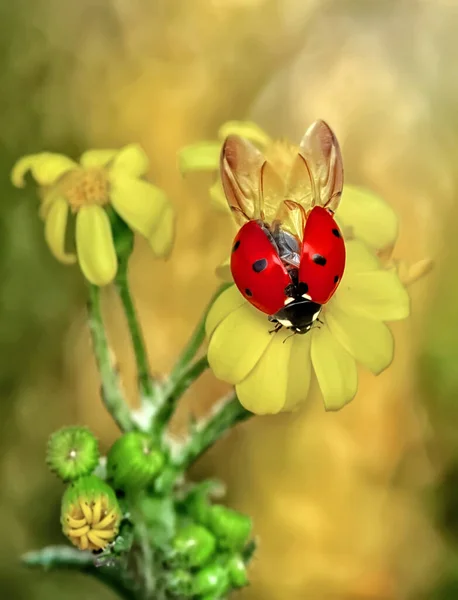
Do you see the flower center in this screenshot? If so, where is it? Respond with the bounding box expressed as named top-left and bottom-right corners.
top-left (60, 168), bottom-right (110, 212)
top-left (63, 496), bottom-right (118, 551)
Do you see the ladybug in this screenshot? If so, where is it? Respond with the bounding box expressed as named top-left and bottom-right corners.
top-left (221, 120), bottom-right (345, 334)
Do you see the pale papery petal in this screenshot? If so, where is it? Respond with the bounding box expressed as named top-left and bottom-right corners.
top-left (311, 325), bottom-right (358, 411)
top-left (76, 206), bottom-right (117, 286)
top-left (325, 305), bottom-right (394, 374)
top-left (207, 303), bottom-right (272, 385)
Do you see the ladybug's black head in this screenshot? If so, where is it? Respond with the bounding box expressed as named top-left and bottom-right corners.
top-left (272, 297), bottom-right (322, 334)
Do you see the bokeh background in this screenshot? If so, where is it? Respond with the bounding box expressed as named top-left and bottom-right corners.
top-left (1, 0), bottom-right (458, 598)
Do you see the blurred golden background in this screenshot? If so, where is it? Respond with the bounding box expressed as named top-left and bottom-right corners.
top-left (1, 0), bottom-right (458, 598)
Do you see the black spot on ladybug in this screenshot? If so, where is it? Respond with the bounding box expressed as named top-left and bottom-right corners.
top-left (298, 282), bottom-right (308, 295)
top-left (312, 254), bottom-right (327, 266)
top-left (332, 228), bottom-right (341, 238)
top-left (232, 240), bottom-right (240, 252)
top-left (245, 288), bottom-right (253, 297)
top-left (252, 258), bottom-right (268, 273)
top-left (334, 275), bottom-right (339, 284)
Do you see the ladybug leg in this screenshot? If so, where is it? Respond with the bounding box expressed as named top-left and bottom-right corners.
top-left (268, 320), bottom-right (283, 334)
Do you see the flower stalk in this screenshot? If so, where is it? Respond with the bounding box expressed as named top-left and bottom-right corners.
top-left (87, 284), bottom-right (135, 433)
top-left (115, 259), bottom-right (158, 406)
top-left (176, 392), bottom-right (251, 469)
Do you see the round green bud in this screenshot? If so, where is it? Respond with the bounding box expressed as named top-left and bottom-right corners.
top-left (192, 564), bottom-right (230, 597)
top-left (166, 568), bottom-right (193, 596)
top-left (173, 524), bottom-right (216, 568)
top-left (227, 554), bottom-right (249, 588)
top-left (183, 489), bottom-right (212, 526)
top-left (46, 426), bottom-right (99, 482)
top-left (61, 475), bottom-right (121, 552)
top-left (107, 432), bottom-right (165, 490)
top-left (208, 505), bottom-right (252, 550)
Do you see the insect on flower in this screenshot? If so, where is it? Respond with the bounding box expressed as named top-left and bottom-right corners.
top-left (222, 120), bottom-right (345, 336)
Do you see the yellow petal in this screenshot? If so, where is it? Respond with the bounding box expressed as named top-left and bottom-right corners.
top-left (12, 153), bottom-right (77, 188)
top-left (344, 239), bottom-right (380, 275)
top-left (215, 257), bottom-right (233, 282)
top-left (209, 180), bottom-right (230, 212)
top-left (177, 142), bottom-right (221, 173)
top-left (236, 330), bottom-right (312, 414)
top-left (148, 201), bottom-right (176, 258)
top-left (332, 271), bottom-right (410, 321)
top-left (336, 185), bottom-right (398, 251)
top-left (311, 325), bottom-right (358, 411)
top-left (111, 143), bottom-right (149, 178)
top-left (80, 149), bottom-right (117, 168)
top-left (205, 285), bottom-right (246, 338)
top-left (217, 121), bottom-right (271, 148)
top-left (207, 303), bottom-right (272, 385)
top-left (325, 305), bottom-right (394, 374)
top-left (44, 197), bottom-right (77, 265)
top-left (284, 333), bottom-right (313, 411)
top-left (76, 206), bottom-right (117, 286)
top-left (110, 172), bottom-right (172, 239)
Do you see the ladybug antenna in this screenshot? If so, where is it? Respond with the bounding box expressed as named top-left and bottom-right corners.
top-left (282, 331), bottom-right (297, 344)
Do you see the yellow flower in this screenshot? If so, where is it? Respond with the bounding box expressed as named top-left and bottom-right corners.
top-left (178, 121), bottom-right (272, 213)
top-left (12, 144), bottom-right (175, 285)
top-left (181, 121), bottom-right (417, 413)
top-left (61, 475), bottom-right (121, 552)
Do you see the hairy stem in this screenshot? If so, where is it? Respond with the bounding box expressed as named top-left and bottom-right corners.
top-left (154, 284), bottom-right (230, 432)
top-left (23, 546), bottom-right (137, 600)
top-left (177, 392), bottom-right (252, 468)
top-left (115, 262), bottom-right (157, 404)
top-left (154, 356), bottom-right (209, 433)
top-left (88, 284), bottom-right (135, 432)
top-left (168, 284), bottom-right (230, 382)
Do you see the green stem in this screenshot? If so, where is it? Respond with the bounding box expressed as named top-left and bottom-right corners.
top-left (177, 392), bottom-right (252, 469)
top-left (168, 284), bottom-right (230, 382)
top-left (22, 546), bottom-right (137, 600)
top-left (88, 284), bottom-right (135, 432)
top-left (154, 355), bottom-right (209, 432)
top-left (154, 283), bottom-right (230, 432)
top-left (115, 262), bottom-right (157, 404)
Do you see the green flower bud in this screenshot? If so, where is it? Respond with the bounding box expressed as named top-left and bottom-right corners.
top-left (227, 554), bottom-right (249, 588)
top-left (173, 524), bottom-right (216, 568)
top-left (107, 432), bottom-right (165, 490)
top-left (192, 564), bottom-right (230, 598)
top-left (46, 426), bottom-right (99, 482)
top-left (166, 568), bottom-right (193, 596)
top-left (208, 505), bottom-right (252, 550)
top-left (61, 475), bottom-right (121, 552)
top-left (183, 488), bottom-right (212, 526)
